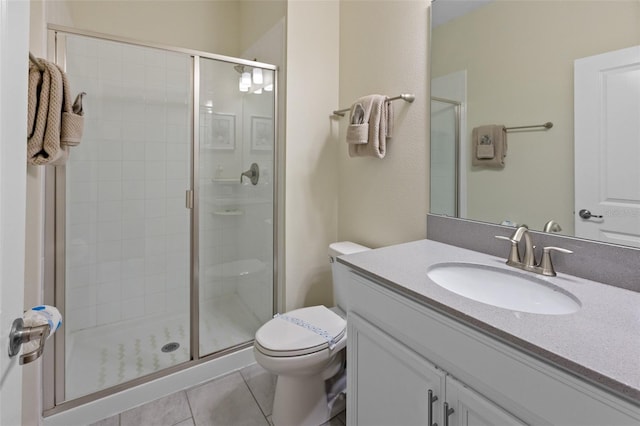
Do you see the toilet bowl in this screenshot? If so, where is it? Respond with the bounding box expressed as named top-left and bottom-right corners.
top-left (253, 242), bottom-right (370, 426)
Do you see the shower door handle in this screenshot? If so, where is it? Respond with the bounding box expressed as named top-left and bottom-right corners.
top-left (240, 163), bottom-right (259, 185)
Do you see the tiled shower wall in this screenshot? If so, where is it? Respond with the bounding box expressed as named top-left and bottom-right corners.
top-left (64, 36), bottom-right (192, 332)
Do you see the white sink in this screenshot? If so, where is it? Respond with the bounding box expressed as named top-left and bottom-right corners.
top-left (427, 262), bottom-right (581, 315)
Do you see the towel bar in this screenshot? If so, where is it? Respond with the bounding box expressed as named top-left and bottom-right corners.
top-left (505, 122), bottom-right (553, 131)
top-left (29, 52), bottom-right (45, 72)
top-left (332, 93), bottom-right (415, 117)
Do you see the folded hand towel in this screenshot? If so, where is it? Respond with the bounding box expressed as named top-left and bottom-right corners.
top-left (347, 95), bottom-right (394, 159)
top-left (27, 56), bottom-right (85, 165)
top-left (472, 125), bottom-right (507, 167)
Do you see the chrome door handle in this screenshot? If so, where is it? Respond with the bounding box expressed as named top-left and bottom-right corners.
top-left (578, 209), bottom-right (603, 219)
top-left (8, 318), bottom-right (50, 365)
top-left (428, 389), bottom-right (438, 426)
top-left (443, 402), bottom-right (454, 426)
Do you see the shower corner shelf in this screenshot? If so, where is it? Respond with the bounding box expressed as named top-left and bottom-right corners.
top-left (212, 209), bottom-right (244, 216)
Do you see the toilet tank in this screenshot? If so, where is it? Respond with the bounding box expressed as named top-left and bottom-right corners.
top-left (329, 241), bottom-right (370, 312)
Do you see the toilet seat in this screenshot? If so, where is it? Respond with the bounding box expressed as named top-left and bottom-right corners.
top-left (255, 306), bottom-right (346, 357)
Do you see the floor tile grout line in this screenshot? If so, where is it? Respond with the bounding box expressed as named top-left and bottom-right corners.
top-left (239, 368), bottom-right (271, 423)
top-left (183, 388), bottom-right (197, 426)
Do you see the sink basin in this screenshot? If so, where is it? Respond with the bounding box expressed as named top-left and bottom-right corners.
top-left (427, 262), bottom-right (581, 315)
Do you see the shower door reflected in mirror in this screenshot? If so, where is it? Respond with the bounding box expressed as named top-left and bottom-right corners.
top-left (197, 57), bottom-right (275, 357)
top-left (62, 35), bottom-right (192, 400)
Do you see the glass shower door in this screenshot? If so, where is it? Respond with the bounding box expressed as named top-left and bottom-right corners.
top-left (62, 35), bottom-right (192, 400)
top-left (430, 98), bottom-right (460, 217)
top-left (197, 57), bottom-right (275, 356)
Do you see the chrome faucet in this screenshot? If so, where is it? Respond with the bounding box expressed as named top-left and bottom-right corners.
top-left (496, 226), bottom-right (572, 276)
top-left (543, 220), bottom-right (562, 233)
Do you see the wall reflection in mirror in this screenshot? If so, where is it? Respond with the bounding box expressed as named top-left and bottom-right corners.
top-left (430, 0), bottom-right (640, 247)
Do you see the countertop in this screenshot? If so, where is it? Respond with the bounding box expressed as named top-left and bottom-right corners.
top-left (337, 239), bottom-right (640, 405)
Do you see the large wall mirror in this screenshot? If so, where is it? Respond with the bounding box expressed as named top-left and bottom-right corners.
top-left (430, 0), bottom-right (640, 247)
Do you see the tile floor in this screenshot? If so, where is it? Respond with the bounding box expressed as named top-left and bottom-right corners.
top-left (89, 363), bottom-right (346, 426)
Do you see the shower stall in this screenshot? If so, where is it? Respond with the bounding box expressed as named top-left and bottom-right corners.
top-left (43, 26), bottom-right (277, 412)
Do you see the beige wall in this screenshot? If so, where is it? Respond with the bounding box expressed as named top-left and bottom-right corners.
top-left (337, 0), bottom-right (430, 248)
top-left (432, 0), bottom-right (640, 233)
top-left (284, 0), bottom-right (340, 310)
top-left (66, 0), bottom-right (240, 55)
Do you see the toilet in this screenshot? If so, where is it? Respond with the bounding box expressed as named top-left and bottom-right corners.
top-left (253, 242), bottom-right (370, 426)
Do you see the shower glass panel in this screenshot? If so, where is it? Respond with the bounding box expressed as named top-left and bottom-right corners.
top-left (430, 98), bottom-right (459, 217)
top-left (198, 58), bottom-right (274, 357)
top-left (63, 35), bottom-right (192, 399)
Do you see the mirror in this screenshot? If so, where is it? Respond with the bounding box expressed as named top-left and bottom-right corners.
top-left (430, 0), bottom-right (640, 247)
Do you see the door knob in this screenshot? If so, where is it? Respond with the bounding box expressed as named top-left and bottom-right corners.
top-left (578, 209), bottom-right (603, 220)
top-left (8, 318), bottom-right (50, 365)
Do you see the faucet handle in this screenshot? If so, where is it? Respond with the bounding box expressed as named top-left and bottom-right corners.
top-left (495, 235), bottom-right (520, 265)
top-left (539, 246), bottom-right (573, 277)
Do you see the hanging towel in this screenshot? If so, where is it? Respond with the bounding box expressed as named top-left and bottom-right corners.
top-left (471, 124), bottom-right (507, 168)
top-left (347, 94), bottom-right (394, 159)
top-left (27, 56), bottom-right (85, 165)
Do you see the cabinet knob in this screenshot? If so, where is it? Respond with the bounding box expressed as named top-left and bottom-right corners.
top-left (428, 389), bottom-right (439, 426)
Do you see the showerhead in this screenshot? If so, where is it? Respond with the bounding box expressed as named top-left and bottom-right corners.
top-left (234, 64), bottom-right (245, 74)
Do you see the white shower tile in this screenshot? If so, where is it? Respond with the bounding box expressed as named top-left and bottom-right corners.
top-left (167, 105), bottom-right (188, 126)
top-left (66, 306), bottom-right (97, 332)
top-left (100, 120), bottom-right (123, 141)
top-left (69, 202), bottom-right (97, 226)
top-left (121, 277), bottom-right (145, 299)
top-left (122, 199), bottom-right (145, 220)
top-left (145, 293), bottom-right (166, 314)
top-left (145, 199), bottom-right (166, 218)
top-left (121, 238), bottom-right (145, 258)
top-left (123, 62), bottom-right (145, 86)
top-left (166, 233), bottom-right (188, 254)
top-left (166, 160), bottom-right (188, 180)
top-left (145, 181), bottom-right (166, 200)
top-left (123, 121), bottom-right (146, 142)
top-left (144, 274), bottom-right (166, 295)
top-left (68, 161), bottom-right (97, 183)
top-left (165, 197), bottom-right (186, 216)
top-left (97, 240), bottom-right (122, 262)
top-left (96, 301), bottom-right (122, 326)
top-left (121, 44), bottom-right (146, 64)
top-left (166, 144), bottom-right (189, 162)
top-left (145, 161), bottom-right (166, 181)
top-left (144, 254), bottom-right (167, 274)
top-left (144, 103), bottom-right (167, 123)
top-left (97, 280), bottom-right (122, 304)
top-left (121, 297), bottom-right (145, 320)
top-left (165, 180), bottom-right (188, 199)
top-left (98, 140), bottom-right (123, 161)
top-left (97, 221), bottom-right (122, 242)
top-left (165, 214), bottom-right (188, 234)
top-left (98, 181), bottom-right (123, 202)
top-left (145, 66), bottom-right (166, 87)
top-left (145, 142), bottom-right (166, 162)
top-left (145, 122), bottom-right (167, 144)
top-left (143, 49), bottom-right (166, 68)
top-left (122, 258), bottom-right (145, 279)
top-left (122, 161), bottom-right (145, 181)
top-left (167, 124), bottom-right (189, 144)
top-left (98, 41), bottom-right (121, 61)
top-left (145, 217), bottom-right (166, 237)
top-left (97, 200), bottom-right (122, 222)
top-left (165, 289), bottom-right (188, 313)
top-left (68, 285), bottom-right (97, 308)
top-left (98, 161), bottom-right (123, 181)
top-left (122, 219), bottom-right (146, 239)
top-left (70, 181), bottom-right (99, 204)
top-left (122, 142), bottom-right (145, 161)
top-left (68, 223), bottom-right (97, 245)
top-left (96, 260), bottom-right (121, 283)
top-left (67, 265), bottom-right (95, 289)
top-left (166, 268), bottom-right (188, 289)
top-left (145, 236), bottom-right (166, 257)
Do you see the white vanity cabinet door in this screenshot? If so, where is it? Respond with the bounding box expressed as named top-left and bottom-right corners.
top-left (444, 376), bottom-right (527, 426)
top-left (347, 313), bottom-right (446, 426)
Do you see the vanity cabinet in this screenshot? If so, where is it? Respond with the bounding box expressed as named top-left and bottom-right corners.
top-left (344, 267), bottom-right (640, 426)
top-left (349, 313), bottom-right (526, 426)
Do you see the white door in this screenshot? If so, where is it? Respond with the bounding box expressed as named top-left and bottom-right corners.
top-left (0, 0), bottom-right (29, 424)
top-left (575, 45), bottom-right (640, 246)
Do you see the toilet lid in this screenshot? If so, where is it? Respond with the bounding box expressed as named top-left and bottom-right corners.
top-left (255, 306), bottom-right (346, 357)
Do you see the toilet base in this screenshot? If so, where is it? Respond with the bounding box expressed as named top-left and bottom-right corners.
top-left (272, 374), bottom-right (330, 426)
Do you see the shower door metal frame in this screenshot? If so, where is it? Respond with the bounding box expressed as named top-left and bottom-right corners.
top-left (43, 24), bottom-right (279, 416)
top-left (431, 96), bottom-right (461, 217)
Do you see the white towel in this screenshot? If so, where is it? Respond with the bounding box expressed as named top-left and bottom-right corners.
top-left (347, 95), bottom-right (394, 159)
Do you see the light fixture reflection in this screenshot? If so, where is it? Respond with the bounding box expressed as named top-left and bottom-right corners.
top-left (252, 68), bottom-right (263, 84)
